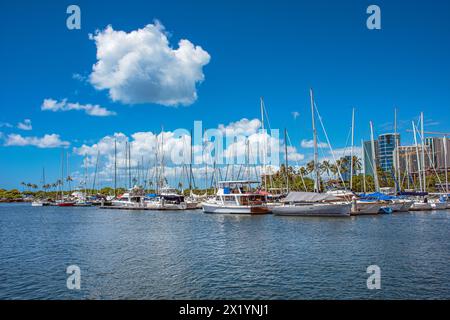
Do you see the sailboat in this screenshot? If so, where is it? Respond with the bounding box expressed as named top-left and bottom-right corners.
top-left (409, 113), bottom-right (432, 211)
top-left (273, 88), bottom-right (351, 217)
top-left (31, 168), bottom-right (51, 207)
top-left (56, 150), bottom-right (75, 207)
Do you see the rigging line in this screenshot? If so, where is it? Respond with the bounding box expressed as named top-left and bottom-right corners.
top-left (416, 124), bottom-right (445, 193)
top-left (286, 130), bottom-right (307, 191)
top-left (313, 101), bottom-right (348, 193)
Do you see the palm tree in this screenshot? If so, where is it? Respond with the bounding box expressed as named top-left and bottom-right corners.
top-left (321, 160), bottom-right (332, 177)
top-left (298, 167), bottom-right (308, 177)
top-left (351, 156), bottom-right (362, 175)
top-left (306, 161), bottom-right (315, 175)
top-left (330, 164), bottom-right (338, 179)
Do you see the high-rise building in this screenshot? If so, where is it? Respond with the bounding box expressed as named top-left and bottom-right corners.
top-left (395, 145), bottom-right (431, 176)
top-left (425, 137), bottom-right (450, 171)
top-left (378, 133), bottom-right (400, 172)
top-left (363, 140), bottom-right (379, 177)
top-left (341, 155), bottom-right (351, 181)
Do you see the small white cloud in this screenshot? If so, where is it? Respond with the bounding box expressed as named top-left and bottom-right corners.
top-left (17, 119), bottom-right (32, 131)
top-left (291, 111), bottom-right (300, 120)
top-left (301, 139), bottom-right (329, 148)
top-left (72, 73), bottom-right (87, 82)
top-left (218, 118), bottom-right (261, 136)
top-left (41, 98), bottom-right (116, 117)
top-left (0, 122), bottom-right (13, 128)
top-left (4, 133), bottom-right (70, 148)
top-left (89, 21), bottom-right (210, 106)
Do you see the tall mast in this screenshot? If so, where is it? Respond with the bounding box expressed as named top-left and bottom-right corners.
top-left (370, 121), bottom-right (380, 192)
top-left (189, 129), bottom-right (193, 192)
top-left (394, 108), bottom-right (400, 192)
top-left (204, 130), bottom-right (208, 191)
top-left (61, 149), bottom-right (64, 200)
top-left (310, 88), bottom-right (320, 192)
top-left (361, 139), bottom-right (367, 194)
top-left (128, 142), bottom-right (132, 188)
top-left (350, 108), bottom-right (355, 190)
top-left (420, 112), bottom-right (426, 192)
top-left (84, 154), bottom-right (88, 198)
top-left (444, 136), bottom-right (448, 194)
top-left (92, 150), bottom-right (99, 195)
top-left (412, 121), bottom-right (423, 192)
top-left (284, 128), bottom-right (289, 193)
top-left (114, 139), bottom-right (117, 196)
top-left (42, 167), bottom-right (46, 189)
top-left (67, 151), bottom-right (71, 192)
top-left (124, 141), bottom-right (128, 188)
top-left (260, 97), bottom-right (267, 191)
top-left (160, 127), bottom-right (164, 189)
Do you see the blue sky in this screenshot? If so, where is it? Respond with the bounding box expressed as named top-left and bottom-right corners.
top-left (1, 0), bottom-right (450, 189)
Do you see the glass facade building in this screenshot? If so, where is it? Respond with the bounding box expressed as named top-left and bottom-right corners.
top-left (378, 133), bottom-right (400, 172)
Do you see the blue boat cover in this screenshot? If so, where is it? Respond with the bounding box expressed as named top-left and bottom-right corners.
top-left (359, 192), bottom-right (394, 201)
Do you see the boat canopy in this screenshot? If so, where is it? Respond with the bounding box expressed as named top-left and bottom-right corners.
top-left (360, 192), bottom-right (394, 201)
top-left (218, 180), bottom-right (259, 186)
top-left (398, 191), bottom-right (429, 197)
top-left (282, 192), bottom-right (340, 203)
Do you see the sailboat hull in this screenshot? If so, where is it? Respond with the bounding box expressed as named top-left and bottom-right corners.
top-left (272, 203), bottom-right (351, 217)
top-left (431, 202), bottom-right (447, 210)
top-left (410, 202), bottom-right (432, 211)
top-left (351, 202), bottom-right (382, 215)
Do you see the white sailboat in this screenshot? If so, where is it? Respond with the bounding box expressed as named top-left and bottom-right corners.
top-left (273, 88), bottom-right (351, 217)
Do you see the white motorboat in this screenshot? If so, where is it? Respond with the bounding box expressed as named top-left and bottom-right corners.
top-left (202, 181), bottom-right (270, 214)
top-left (111, 186), bottom-right (147, 208)
top-left (31, 200), bottom-right (50, 207)
top-left (272, 192), bottom-right (351, 217)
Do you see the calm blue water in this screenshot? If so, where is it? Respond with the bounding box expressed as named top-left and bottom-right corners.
top-left (0, 203), bottom-right (449, 300)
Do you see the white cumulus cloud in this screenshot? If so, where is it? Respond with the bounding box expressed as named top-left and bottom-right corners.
top-left (41, 98), bottom-right (116, 117)
top-left (218, 118), bottom-right (261, 136)
top-left (301, 139), bottom-right (329, 149)
top-left (4, 133), bottom-right (70, 148)
top-left (17, 119), bottom-right (32, 131)
top-left (88, 21), bottom-right (210, 106)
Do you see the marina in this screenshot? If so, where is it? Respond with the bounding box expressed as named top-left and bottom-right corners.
top-left (1, 202), bottom-right (449, 300)
top-left (1, 0), bottom-right (450, 303)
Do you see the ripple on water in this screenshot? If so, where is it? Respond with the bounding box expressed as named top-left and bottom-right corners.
top-left (0, 204), bottom-right (449, 299)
